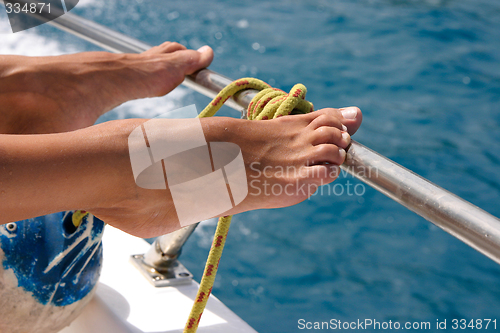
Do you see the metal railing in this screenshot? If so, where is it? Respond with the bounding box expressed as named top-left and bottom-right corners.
top-left (3, 2), bottom-right (500, 268)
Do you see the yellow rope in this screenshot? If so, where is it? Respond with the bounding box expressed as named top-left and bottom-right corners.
top-left (72, 210), bottom-right (89, 228)
top-left (184, 78), bottom-right (313, 332)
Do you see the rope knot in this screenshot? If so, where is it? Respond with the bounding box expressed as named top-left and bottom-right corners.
top-left (198, 78), bottom-right (314, 120)
top-left (247, 83), bottom-right (313, 120)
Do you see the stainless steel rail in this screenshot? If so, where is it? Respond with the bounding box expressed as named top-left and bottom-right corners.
top-left (4, 3), bottom-right (500, 265)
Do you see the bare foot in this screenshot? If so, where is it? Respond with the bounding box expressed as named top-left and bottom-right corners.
top-left (0, 42), bottom-right (214, 134)
top-left (88, 107), bottom-right (362, 238)
top-left (222, 107), bottom-right (362, 214)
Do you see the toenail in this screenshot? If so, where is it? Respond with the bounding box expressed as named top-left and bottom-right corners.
top-left (197, 45), bottom-right (210, 53)
top-left (341, 107), bottom-right (358, 119)
top-left (342, 124), bottom-right (348, 131)
top-left (342, 131), bottom-right (350, 143)
top-left (339, 148), bottom-right (346, 160)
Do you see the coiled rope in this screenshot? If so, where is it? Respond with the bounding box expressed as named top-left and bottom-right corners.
top-left (184, 78), bottom-right (313, 332)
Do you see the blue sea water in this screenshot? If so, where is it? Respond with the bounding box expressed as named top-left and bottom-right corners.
top-left (2, 0), bottom-right (500, 332)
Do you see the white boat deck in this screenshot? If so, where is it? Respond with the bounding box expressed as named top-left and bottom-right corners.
top-left (59, 226), bottom-right (257, 333)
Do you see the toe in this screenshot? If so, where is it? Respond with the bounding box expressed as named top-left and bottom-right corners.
top-left (337, 107), bottom-right (362, 135)
top-left (308, 144), bottom-right (347, 166)
top-left (175, 46), bottom-right (214, 75)
top-left (196, 45), bottom-right (214, 68)
top-left (158, 41), bottom-right (187, 53)
top-left (311, 126), bottom-right (350, 149)
top-left (144, 42), bottom-right (187, 55)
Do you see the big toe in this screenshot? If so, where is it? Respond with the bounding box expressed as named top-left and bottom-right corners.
top-left (177, 46), bottom-right (214, 75)
top-left (338, 107), bottom-right (362, 135)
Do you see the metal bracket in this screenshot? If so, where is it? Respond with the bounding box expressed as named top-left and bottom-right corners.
top-left (130, 254), bottom-right (193, 287)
